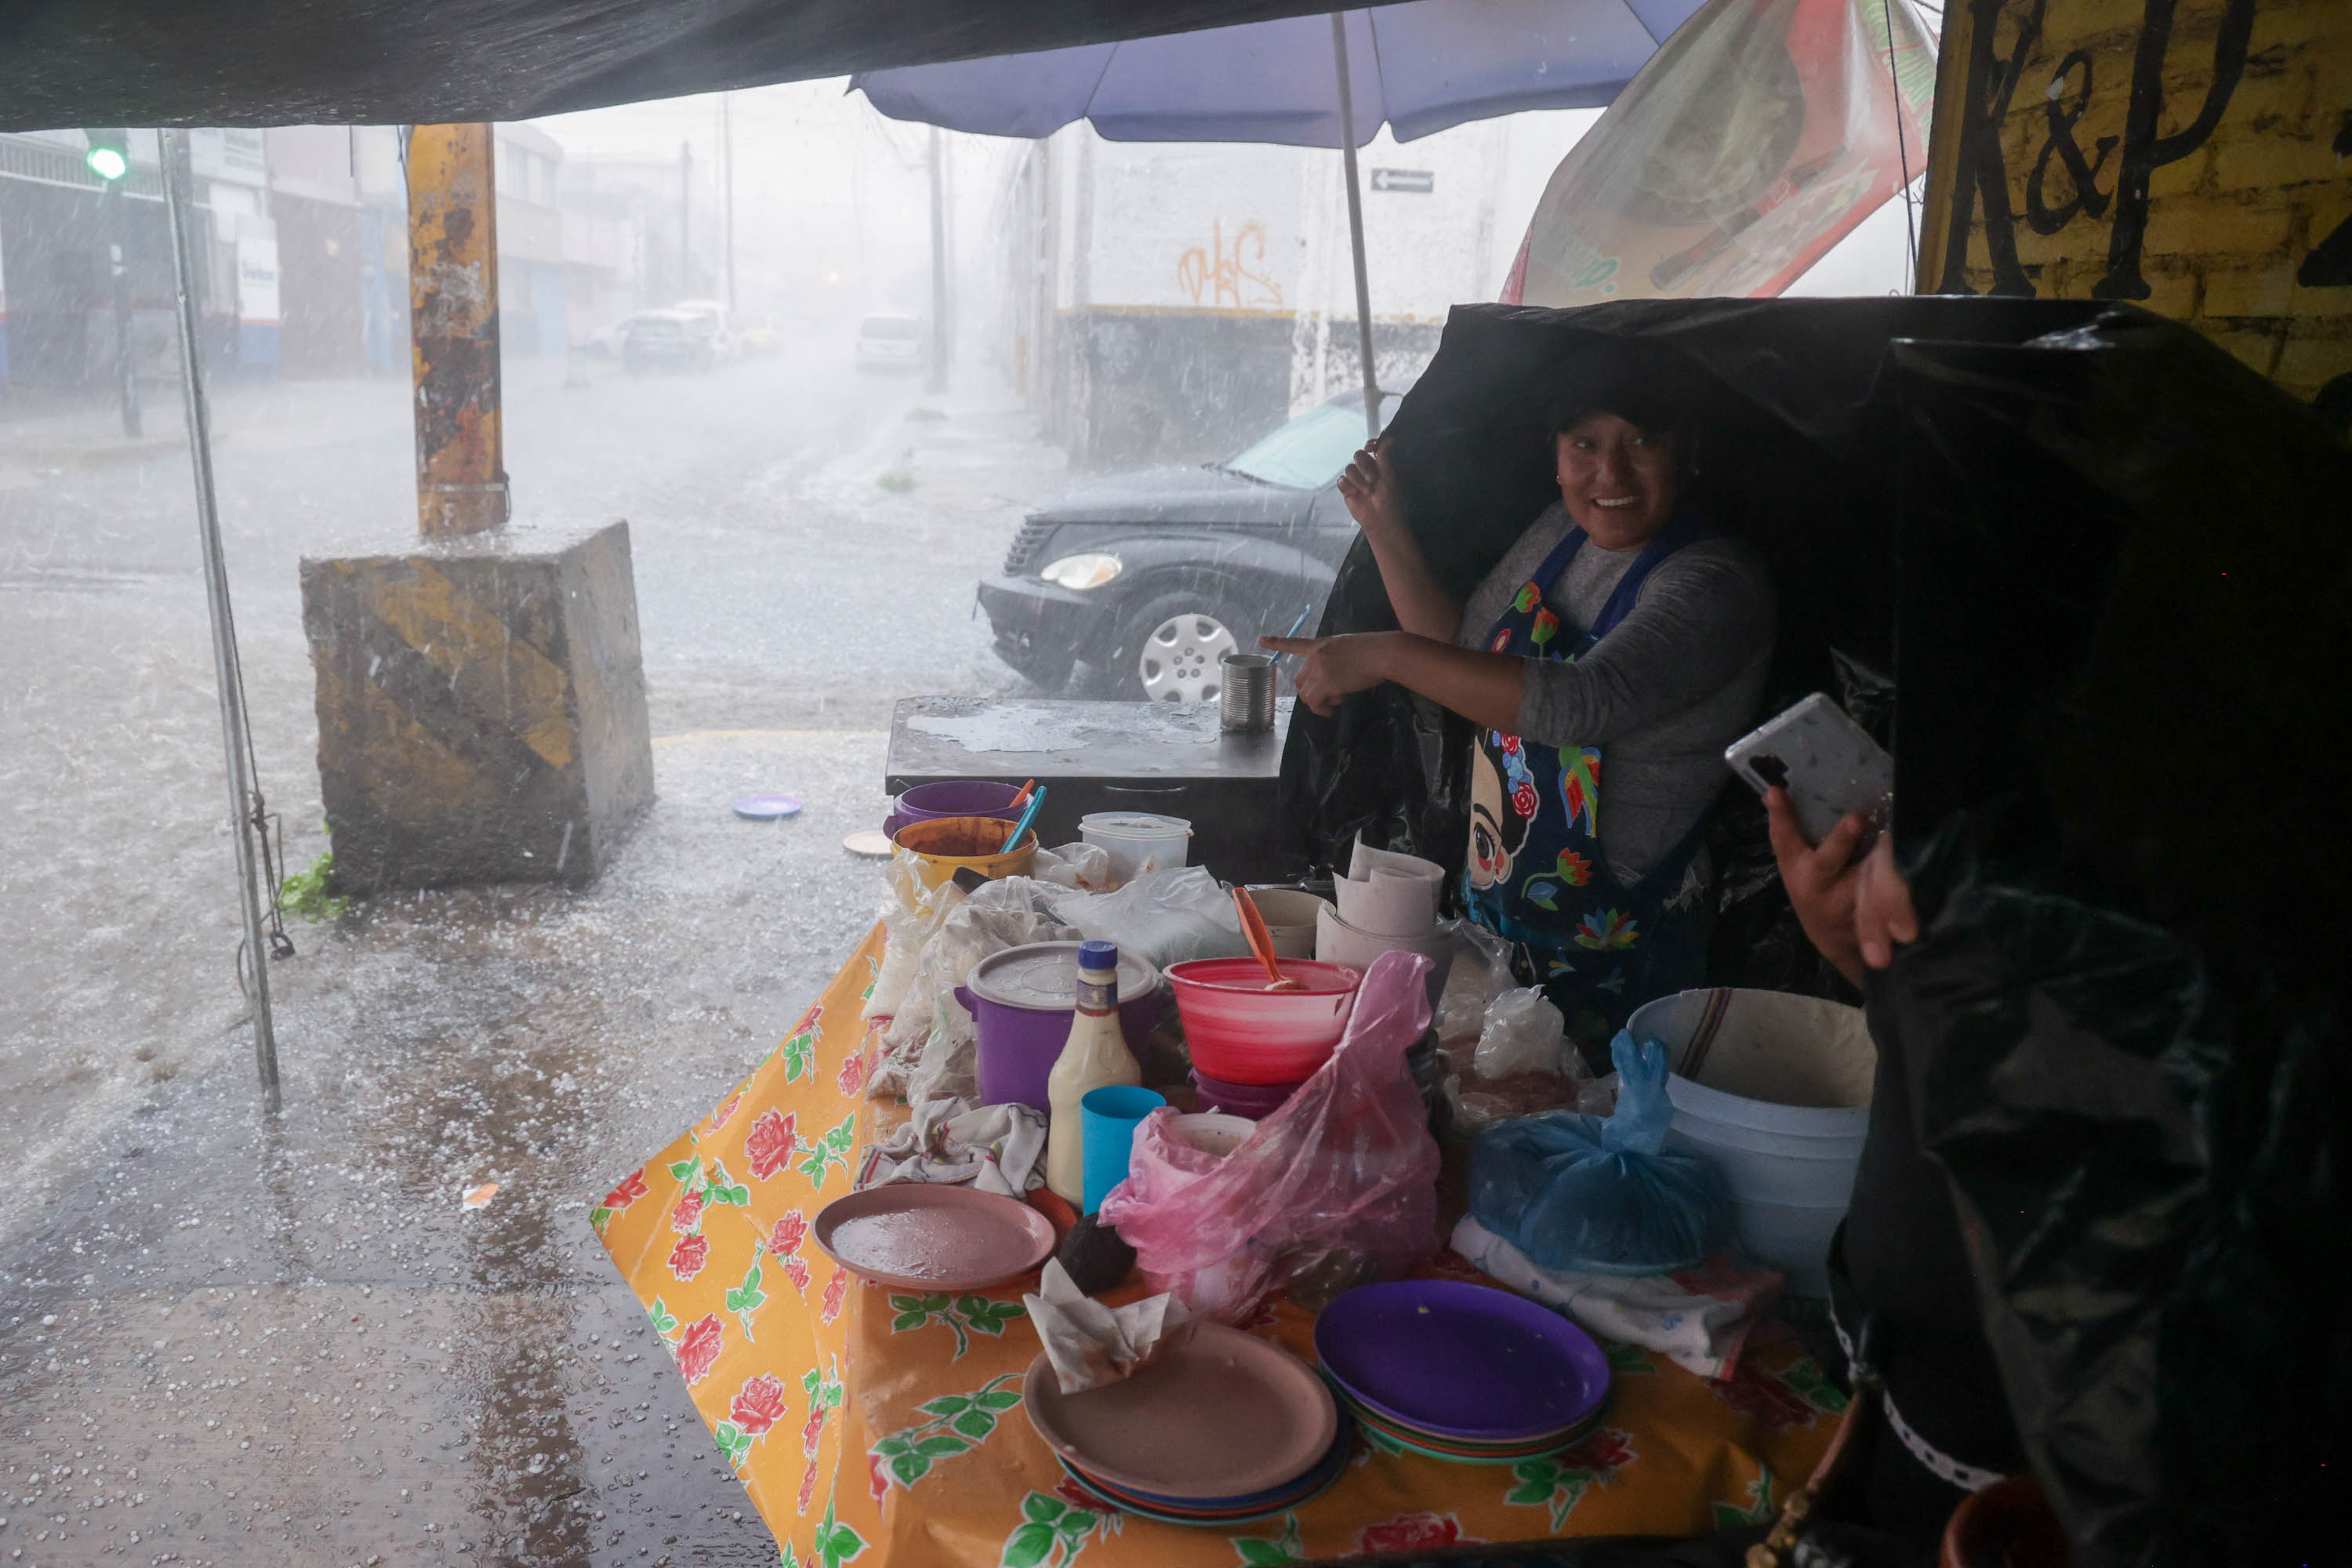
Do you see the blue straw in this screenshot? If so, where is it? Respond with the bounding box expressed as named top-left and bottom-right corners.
top-left (1001, 783), bottom-right (1046, 853)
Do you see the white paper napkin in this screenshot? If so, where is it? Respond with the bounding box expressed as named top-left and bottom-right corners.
top-left (1022, 1258), bottom-right (1196, 1394)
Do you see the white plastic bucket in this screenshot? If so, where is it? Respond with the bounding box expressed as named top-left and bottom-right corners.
top-left (1627, 987), bottom-right (1875, 1297)
top-left (1079, 811), bottom-right (1192, 882)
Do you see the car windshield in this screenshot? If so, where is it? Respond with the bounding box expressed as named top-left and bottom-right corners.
top-left (1216, 393), bottom-right (1402, 489)
top-left (631, 317), bottom-right (680, 337)
top-left (862, 318), bottom-right (923, 340)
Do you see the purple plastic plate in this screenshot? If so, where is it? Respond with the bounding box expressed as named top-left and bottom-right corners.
top-left (732, 793), bottom-right (804, 820)
top-left (1312, 1279), bottom-right (1608, 1443)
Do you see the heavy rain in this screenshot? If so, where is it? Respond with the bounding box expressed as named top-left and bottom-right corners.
top-left (2, 58), bottom-right (1918, 1568)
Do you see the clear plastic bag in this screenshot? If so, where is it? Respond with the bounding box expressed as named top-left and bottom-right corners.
top-left (863, 851), bottom-right (960, 1022)
top-left (1433, 917), bottom-right (1515, 1045)
top-left (1098, 950), bottom-right (1443, 1322)
top-left (1472, 987), bottom-right (1573, 1079)
top-left (1039, 865), bottom-right (1247, 971)
top-left (1465, 1029), bottom-right (1730, 1275)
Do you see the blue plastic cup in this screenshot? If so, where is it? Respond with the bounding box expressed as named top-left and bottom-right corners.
top-left (1080, 1086), bottom-right (1166, 1214)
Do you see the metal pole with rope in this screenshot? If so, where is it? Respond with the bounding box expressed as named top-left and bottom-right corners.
top-left (1330, 12), bottom-right (1380, 437)
top-left (159, 127), bottom-right (282, 1113)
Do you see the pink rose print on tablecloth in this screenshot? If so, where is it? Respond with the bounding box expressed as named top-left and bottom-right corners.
top-left (670, 1189), bottom-right (704, 1233)
top-left (730, 1373), bottom-right (789, 1438)
top-left (1708, 1363), bottom-right (1814, 1432)
top-left (666, 1232), bottom-right (710, 1281)
top-left (868, 1453), bottom-right (891, 1505)
top-left (820, 1268), bottom-right (849, 1325)
top-left (1559, 1426), bottom-right (1636, 1472)
top-left (1357, 1513), bottom-right (1470, 1555)
top-left (708, 1092), bottom-right (743, 1133)
top-left (801, 1405), bottom-right (828, 1460)
top-left (745, 1109), bottom-right (800, 1181)
top-left (836, 1048), bottom-right (868, 1098)
top-left (601, 1170), bottom-right (648, 1210)
top-left (797, 1461), bottom-right (819, 1515)
top-left (673, 1314), bottom-right (724, 1386)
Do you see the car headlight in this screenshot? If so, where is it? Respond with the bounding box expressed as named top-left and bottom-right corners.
top-left (1040, 553), bottom-right (1123, 591)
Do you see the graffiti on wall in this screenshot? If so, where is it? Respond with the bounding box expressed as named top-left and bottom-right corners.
top-left (1920, 0), bottom-right (2352, 408)
top-left (1176, 220), bottom-right (1284, 310)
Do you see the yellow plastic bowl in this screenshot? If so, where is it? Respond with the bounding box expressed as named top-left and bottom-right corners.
top-left (893, 815), bottom-right (1039, 890)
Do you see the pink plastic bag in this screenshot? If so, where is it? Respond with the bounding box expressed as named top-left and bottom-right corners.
top-left (1099, 950), bottom-right (1442, 1322)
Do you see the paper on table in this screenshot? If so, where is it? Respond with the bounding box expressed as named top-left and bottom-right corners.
top-left (1334, 837), bottom-right (1444, 938)
top-left (1022, 1258), bottom-right (1196, 1395)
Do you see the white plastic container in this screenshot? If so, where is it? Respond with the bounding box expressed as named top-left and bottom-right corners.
top-left (1078, 812), bottom-right (1192, 883)
top-left (1627, 987), bottom-right (1876, 1297)
top-left (1170, 1111), bottom-right (1256, 1157)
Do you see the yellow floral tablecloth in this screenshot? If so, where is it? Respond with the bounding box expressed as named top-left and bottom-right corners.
top-left (596, 927), bottom-right (1842, 1567)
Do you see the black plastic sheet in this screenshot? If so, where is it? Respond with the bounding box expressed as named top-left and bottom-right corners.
top-left (1882, 318), bottom-right (2350, 1565)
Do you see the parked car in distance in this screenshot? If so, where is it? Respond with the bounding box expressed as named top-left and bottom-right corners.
top-left (621, 309), bottom-right (720, 373)
top-left (856, 314), bottom-right (927, 371)
top-left (978, 385), bottom-right (1406, 702)
top-left (670, 299), bottom-right (735, 361)
top-left (738, 315), bottom-right (784, 354)
top-left (576, 321), bottom-right (626, 358)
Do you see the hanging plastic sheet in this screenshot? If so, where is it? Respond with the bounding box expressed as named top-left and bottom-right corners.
top-left (1873, 316), bottom-right (2351, 1566)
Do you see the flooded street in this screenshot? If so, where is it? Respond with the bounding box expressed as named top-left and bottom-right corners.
top-left (0, 339), bottom-right (1064, 1564)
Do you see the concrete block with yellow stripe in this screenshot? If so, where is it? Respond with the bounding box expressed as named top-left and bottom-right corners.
top-left (300, 521), bottom-right (654, 892)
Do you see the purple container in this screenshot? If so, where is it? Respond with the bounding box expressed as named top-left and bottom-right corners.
top-left (1189, 1069), bottom-right (1305, 1121)
top-left (895, 780), bottom-right (1025, 828)
top-left (955, 942), bottom-right (1165, 1112)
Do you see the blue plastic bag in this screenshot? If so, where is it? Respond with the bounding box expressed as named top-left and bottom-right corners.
top-left (1465, 1029), bottom-right (1730, 1276)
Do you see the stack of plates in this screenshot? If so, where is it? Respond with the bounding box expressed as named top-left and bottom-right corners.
top-left (1023, 1323), bottom-right (1345, 1525)
top-left (1312, 1280), bottom-right (1610, 1464)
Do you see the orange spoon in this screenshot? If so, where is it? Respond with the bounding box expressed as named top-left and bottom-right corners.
top-left (1232, 887), bottom-right (1307, 992)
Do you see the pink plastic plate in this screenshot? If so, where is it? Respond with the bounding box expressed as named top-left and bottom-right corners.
top-left (812, 1185), bottom-right (1056, 1291)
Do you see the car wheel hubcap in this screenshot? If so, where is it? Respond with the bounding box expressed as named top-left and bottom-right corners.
top-left (1137, 612), bottom-right (1238, 703)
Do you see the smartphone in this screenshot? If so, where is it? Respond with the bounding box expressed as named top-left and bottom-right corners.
top-left (1725, 692), bottom-right (1893, 848)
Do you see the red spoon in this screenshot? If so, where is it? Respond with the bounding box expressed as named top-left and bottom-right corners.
top-left (1232, 887), bottom-right (1308, 993)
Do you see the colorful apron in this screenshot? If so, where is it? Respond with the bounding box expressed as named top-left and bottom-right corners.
top-left (1463, 512), bottom-right (1714, 1053)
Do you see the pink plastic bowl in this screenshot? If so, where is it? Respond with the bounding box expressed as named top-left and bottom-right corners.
top-left (1166, 958), bottom-right (1361, 1086)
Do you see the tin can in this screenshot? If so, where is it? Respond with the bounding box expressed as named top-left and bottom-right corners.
top-left (1219, 652), bottom-right (1276, 733)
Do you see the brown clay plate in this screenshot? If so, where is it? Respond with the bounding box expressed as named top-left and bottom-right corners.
top-left (812, 1185), bottom-right (1057, 1291)
top-left (1022, 1323), bottom-right (1338, 1501)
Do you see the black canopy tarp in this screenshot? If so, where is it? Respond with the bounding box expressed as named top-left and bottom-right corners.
top-left (1283, 296), bottom-right (2350, 1563)
top-left (0, 0), bottom-right (1365, 130)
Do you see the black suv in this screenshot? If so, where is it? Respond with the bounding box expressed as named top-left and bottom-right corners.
top-left (979, 387), bottom-right (1402, 702)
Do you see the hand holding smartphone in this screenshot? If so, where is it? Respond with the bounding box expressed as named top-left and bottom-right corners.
top-left (1724, 692), bottom-right (1893, 848)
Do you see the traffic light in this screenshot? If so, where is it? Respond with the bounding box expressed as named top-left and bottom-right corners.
top-left (84, 128), bottom-right (129, 182)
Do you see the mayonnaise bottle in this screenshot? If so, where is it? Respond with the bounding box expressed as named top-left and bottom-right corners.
top-left (1044, 940), bottom-right (1141, 1204)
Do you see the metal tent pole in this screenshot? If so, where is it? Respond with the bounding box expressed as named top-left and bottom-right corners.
top-left (159, 128), bottom-right (282, 1113)
top-left (1330, 11), bottom-right (1380, 437)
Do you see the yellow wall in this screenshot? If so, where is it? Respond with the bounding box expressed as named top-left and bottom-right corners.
top-left (1919, 0), bottom-right (2352, 409)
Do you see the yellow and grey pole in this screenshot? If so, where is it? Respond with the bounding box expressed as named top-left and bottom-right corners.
top-left (407, 124), bottom-right (510, 536)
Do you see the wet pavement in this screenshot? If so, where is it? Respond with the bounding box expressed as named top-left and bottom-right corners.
top-left (0, 339), bottom-right (1072, 1563)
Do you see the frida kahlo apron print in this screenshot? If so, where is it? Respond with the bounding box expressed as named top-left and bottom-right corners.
top-left (1462, 513), bottom-right (1711, 1048)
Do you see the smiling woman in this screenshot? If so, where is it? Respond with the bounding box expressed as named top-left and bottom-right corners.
top-left (1261, 354), bottom-right (1775, 1052)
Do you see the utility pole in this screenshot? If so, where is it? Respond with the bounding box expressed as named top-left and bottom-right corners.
top-left (721, 95), bottom-right (737, 313)
top-left (679, 140), bottom-right (693, 299)
top-left (927, 125), bottom-right (948, 393)
top-left (408, 125), bottom-right (508, 535)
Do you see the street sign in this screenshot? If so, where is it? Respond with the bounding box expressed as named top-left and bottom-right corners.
top-left (1370, 169), bottom-right (1434, 194)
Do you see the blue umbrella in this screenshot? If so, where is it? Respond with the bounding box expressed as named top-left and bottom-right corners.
top-left (855, 0), bottom-right (1704, 431)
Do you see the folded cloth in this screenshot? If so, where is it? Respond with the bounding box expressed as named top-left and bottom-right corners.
top-left (1022, 1258), bottom-right (1194, 1394)
top-left (1449, 1214), bottom-right (1783, 1379)
top-left (857, 1098), bottom-right (1047, 1199)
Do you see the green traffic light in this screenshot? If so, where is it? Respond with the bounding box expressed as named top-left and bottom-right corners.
top-left (87, 145), bottom-right (129, 180)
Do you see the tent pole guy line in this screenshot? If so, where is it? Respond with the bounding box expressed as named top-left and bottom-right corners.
top-left (160, 126), bottom-right (283, 1114)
